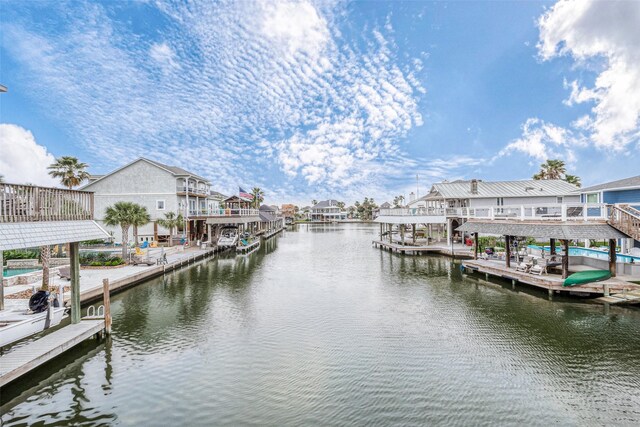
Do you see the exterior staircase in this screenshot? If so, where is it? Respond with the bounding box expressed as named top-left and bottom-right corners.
top-left (608, 204), bottom-right (640, 241)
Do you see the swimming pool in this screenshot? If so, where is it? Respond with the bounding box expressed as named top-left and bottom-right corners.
top-left (2, 267), bottom-right (41, 277)
top-left (528, 245), bottom-right (640, 263)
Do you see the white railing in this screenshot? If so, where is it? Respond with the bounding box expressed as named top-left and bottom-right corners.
top-left (176, 186), bottom-right (209, 195)
top-left (378, 203), bottom-right (608, 221)
top-left (1, 183), bottom-right (94, 223)
top-left (205, 208), bottom-right (260, 217)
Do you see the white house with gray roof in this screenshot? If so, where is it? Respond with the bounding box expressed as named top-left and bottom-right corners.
top-left (311, 200), bottom-right (347, 221)
top-left (408, 179), bottom-right (579, 210)
top-left (81, 158), bottom-right (223, 244)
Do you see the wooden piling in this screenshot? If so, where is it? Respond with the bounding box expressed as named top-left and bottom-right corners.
top-left (70, 241), bottom-right (81, 324)
top-left (562, 239), bottom-right (569, 279)
top-left (103, 279), bottom-right (112, 335)
top-left (609, 239), bottom-right (617, 277)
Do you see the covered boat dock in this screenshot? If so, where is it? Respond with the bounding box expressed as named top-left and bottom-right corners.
top-left (457, 220), bottom-right (640, 299)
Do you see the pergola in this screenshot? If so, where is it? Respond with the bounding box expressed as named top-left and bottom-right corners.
top-left (457, 221), bottom-right (629, 278)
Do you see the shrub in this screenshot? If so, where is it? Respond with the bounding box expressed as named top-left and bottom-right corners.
top-left (90, 261), bottom-right (103, 267)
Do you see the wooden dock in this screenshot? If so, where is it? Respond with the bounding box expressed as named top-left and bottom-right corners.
top-left (372, 240), bottom-right (473, 258)
top-left (0, 319), bottom-right (105, 387)
top-left (462, 259), bottom-right (640, 299)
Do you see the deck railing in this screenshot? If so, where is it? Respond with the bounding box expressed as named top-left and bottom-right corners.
top-left (378, 203), bottom-right (609, 221)
top-left (190, 208), bottom-right (260, 217)
top-left (609, 205), bottom-right (640, 240)
top-left (0, 183), bottom-right (94, 223)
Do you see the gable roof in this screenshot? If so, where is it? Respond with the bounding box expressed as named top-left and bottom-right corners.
top-left (379, 202), bottom-right (391, 209)
top-left (422, 179), bottom-right (578, 200)
top-left (578, 175), bottom-right (640, 193)
top-left (313, 199), bottom-right (340, 208)
top-left (81, 157), bottom-right (210, 190)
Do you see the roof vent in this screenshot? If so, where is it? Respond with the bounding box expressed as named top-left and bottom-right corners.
top-left (470, 179), bottom-right (478, 194)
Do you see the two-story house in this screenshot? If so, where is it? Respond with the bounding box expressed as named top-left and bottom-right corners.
top-left (399, 179), bottom-right (580, 244)
top-left (577, 175), bottom-right (640, 250)
top-left (81, 157), bottom-right (222, 244)
top-left (311, 200), bottom-right (347, 221)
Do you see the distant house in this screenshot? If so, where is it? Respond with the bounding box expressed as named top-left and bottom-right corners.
top-left (81, 157), bottom-right (223, 244)
top-left (373, 201), bottom-right (391, 219)
top-left (281, 204), bottom-right (297, 219)
top-left (311, 200), bottom-right (347, 221)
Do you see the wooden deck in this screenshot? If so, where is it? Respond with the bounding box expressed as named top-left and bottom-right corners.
top-left (462, 259), bottom-right (640, 299)
top-left (0, 319), bottom-right (105, 387)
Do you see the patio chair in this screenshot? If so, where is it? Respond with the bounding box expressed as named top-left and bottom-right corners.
top-left (515, 256), bottom-right (533, 273)
top-left (530, 258), bottom-right (548, 275)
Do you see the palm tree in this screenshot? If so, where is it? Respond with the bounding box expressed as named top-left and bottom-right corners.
top-left (336, 201), bottom-right (345, 210)
top-left (312, 199), bottom-right (318, 206)
top-left (157, 211), bottom-right (184, 247)
top-left (103, 202), bottom-right (141, 260)
top-left (564, 174), bottom-right (581, 188)
top-left (131, 205), bottom-right (151, 247)
top-left (48, 156), bottom-right (90, 189)
top-left (532, 159), bottom-right (566, 180)
top-left (40, 245), bottom-right (51, 291)
top-left (251, 187), bottom-right (265, 209)
top-left (0, 174), bottom-right (4, 183)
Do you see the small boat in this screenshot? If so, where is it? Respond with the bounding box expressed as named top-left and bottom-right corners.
top-left (217, 226), bottom-right (239, 247)
top-left (563, 270), bottom-right (611, 287)
top-left (0, 290), bottom-right (67, 348)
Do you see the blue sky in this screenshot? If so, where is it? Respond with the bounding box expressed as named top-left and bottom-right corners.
top-left (1, 0), bottom-right (639, 205)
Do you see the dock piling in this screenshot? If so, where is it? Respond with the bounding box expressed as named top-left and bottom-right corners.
top-left (103, 279), bottom-right (112, 335)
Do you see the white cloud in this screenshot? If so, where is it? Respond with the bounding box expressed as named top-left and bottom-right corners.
top-left (2, 0), bottom-right (426, 199)
top-left (149, 42), bottom-right (179, 72)
top-left (498, 118), bottom-right (578, 162)
top-left (538, 0), bottom-right (640, 150)
top-left (0, 124), bottom-right (58, 186)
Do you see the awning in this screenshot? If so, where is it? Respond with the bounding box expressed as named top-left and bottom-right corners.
top-left (374, 215), bottom-right (447, 225)
top-left (456, 221), bottom-right (628, 239)
top-left (0, 220), bottom-right (110, 250)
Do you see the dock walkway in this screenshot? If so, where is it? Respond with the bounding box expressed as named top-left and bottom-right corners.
top-left (372, 240), bottom-right (473, 258)
top-left (0, 319), bottom-right (104, 387)
top-left (462, 259), bottom-right (640, 299)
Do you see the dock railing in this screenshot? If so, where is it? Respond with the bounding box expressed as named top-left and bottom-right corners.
top-left (0, 183), bottom-right (94, 223)
top-left (192, 208), bottom-right (260, 217)
top-left (378, 203), bottom-right (608, 221)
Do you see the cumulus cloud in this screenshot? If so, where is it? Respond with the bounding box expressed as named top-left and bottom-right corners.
top-left (497, 118), bottom-right (579, 163)
top-left (2, 0), bottom-right (426, 198)
top-left (0, 124), bottom-right (58, 186)
top-left (537, 0), bottom-right (640, 150)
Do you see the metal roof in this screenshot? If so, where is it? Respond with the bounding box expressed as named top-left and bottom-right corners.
top-left (374, 215), bottom-right (446, 225)
top-left (259, 211), bottom-right (278, 222)
top-left (577, 175), bottom-right (640, 193)
top-left (0, 220), bottom-right (110, 250)
top-left (423, 179), bottom-right (578, 200)
top-left (313, 200), bottom-right (340, 208)
top-left (456, 221), bottom-right (628, 239)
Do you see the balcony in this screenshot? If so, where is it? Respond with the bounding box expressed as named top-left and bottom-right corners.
top-left (378, 203), bottom-right (609, 222)
top-left (1, 183), bottom-right (94, 223)
top-left (176, 186), bottom-right (209, 197)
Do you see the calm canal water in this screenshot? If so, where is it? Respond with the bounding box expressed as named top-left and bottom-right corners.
top-left (2, 223), bottom-right (640, 425)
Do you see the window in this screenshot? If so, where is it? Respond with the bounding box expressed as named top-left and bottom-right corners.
top-left (157, 200), bottom-right (165, 210)
top-left (496, 198), bottom-right (504, 206)
top-left (586, 193), bottom-right (599, 204)
top-left (557, 197), bottom-right (563, 204)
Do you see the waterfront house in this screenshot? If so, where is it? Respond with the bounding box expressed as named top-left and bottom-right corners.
top-left (258, 204), bottom-right (284, 236)
top-left (577, 175), bottom-right (640, 250)
top-left (281, 204), bottom-right (297, 220)
top-left (311, 200), bottom-right (347, 221)
top-left (81, 157), bottom-right (224, 244)
top-left (381, 179), bottom-right (580, 246)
